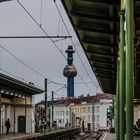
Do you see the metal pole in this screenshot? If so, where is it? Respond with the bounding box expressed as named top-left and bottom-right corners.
top-left (14, 93), bottom-right (16, 136)
top-left (92, 102), bottom-right (94, 132)
top-left (119, 11), bottom-right (125, 140)
top-left (0, 88), bottom-right (1, 138)
top-left (45, 79), bottom-right (47, 132)
top-left (116, 58), bottom-right (120, 140)
top-left (25, 95), bottom-right (27, 134)
top-left (125, 0), bottom-right (134, 139)
top-left (51, 91), bottom-right (54, 126)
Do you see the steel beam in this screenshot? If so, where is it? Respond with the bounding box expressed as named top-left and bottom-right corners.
top-left (92, 60), bottom-right (117, 66)
top-left (125, 0), bottom-right (134, 139)
top-left (80, 0), bottom-right (119, 5)
top-left (69, 11), bottom-right (119, 23)
top-left (88, 52), bottom-right (117, 59)
top-left (82, 39), bottom-right (114, 48)
top-left (75, 25), bottom-right (118, 36)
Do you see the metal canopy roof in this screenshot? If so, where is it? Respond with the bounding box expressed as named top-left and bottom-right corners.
top-left (0, 73), bottom-right (44, 95)
top-left (61, 0), bottom-right (140, 97)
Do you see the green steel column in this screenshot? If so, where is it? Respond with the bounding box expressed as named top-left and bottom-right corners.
top-left (125, 0), bottom-right (134, 139)
top-left (116, 59), bottom-right (120, 140)
top-left (119, 11), bottom-right (125, 140)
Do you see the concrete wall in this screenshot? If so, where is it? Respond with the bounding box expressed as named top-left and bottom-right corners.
top-left (10, 106), bottom-right (33, 133)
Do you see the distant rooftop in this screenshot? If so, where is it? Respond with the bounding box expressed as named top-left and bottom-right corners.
top-left (36, 93), bottom-right (113, 106)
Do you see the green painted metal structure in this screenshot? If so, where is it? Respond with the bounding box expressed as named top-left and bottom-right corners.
top-left (61, 0), bottom-right (140, 139)
top-left (119, 11), bottom-right (125, 140)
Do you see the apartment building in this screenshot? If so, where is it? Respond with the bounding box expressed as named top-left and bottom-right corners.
top-left (36, 93), bottom-right (114, 131)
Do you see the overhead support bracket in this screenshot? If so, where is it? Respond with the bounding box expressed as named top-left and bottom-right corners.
top-left (0, 35), bottom-right (72, 39)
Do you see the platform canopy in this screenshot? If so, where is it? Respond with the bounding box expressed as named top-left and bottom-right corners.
top-left (61, 0), bottom-right (140, 97)
top-left (0, 0), bottom-right (11, 2)
top-left (0, 73), bottom-right (44, 95)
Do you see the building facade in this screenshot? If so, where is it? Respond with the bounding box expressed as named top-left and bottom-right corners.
top-left (1, 95), bottom-right (36, 134)
top-left (94, 99), bottom-right (113, 130)
top-left (70, 102), bottom-right (93, 130)
top-left (52, 104), bottom-right (70, 127)
top-left (36, 93), bottom-right (114, 131)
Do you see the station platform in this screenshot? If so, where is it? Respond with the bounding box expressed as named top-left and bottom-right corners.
top-left (0, 133), bottom-right (41, 140)
top-left (102, 133), bottom-right (140, 140)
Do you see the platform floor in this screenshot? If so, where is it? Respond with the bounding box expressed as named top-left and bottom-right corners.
top-left (102, 133), bottom-right (140, 140)
top-left (0, 133), bottom-right (40, 140)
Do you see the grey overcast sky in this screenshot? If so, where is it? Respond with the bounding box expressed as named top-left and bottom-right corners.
top-left (0, 0), bottom-right (102, 103)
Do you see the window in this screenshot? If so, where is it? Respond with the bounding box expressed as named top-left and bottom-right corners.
top-left (83, 107), bottom-right (86, 113)
top-left (88, 107), bottom-right (90, 112)
top-left (66, 111), bottom-right (69, 115)
top-left (97, 115), bottom-right (99, 122)
top-left (60, 111), bottom-right (62, 116)
top-left (96, 106), bottom-right (99, 113)
top-left (55, 111), bottom-right (57, 116)
top-left (83, 116), bottom-right (86, 122)
top-left (88, 115), bottom-right (90, 122)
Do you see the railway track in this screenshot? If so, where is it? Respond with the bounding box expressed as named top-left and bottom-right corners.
top-left (71, 131), bottom-right (103, 140)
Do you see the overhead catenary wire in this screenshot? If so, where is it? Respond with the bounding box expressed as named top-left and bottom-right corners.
top-left (0, 44), bottom-right (65, 87)
top-left (16, 0), bottom-right (94, 93)
top-left (16, 0), bottom-right (66, 59)
top-left (54, 2), bottom-right (95, 81)
top-left (54, 1), bottom-right (99, 90)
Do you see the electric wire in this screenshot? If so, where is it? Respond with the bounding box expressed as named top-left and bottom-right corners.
top-left (0, 44), bottom-right (45, 79)
top-left (16, 0), bottom-right (94, 93)
top-left (0, 44), bottom-right (65, 87)
top-left (54, 1), bottom-right (98, 91)
top-left (17, 0), bottom-right (66, 59)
